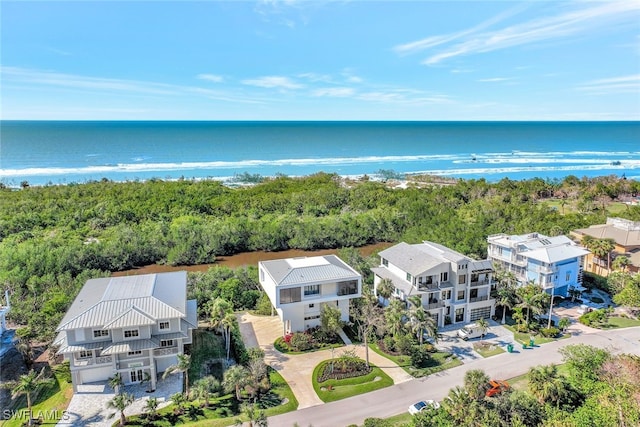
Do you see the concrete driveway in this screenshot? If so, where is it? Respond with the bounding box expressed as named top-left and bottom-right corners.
top-left (58, 372), bottom-right (181, 427)
top-left (237, 313), bottom-right (413, 409)
top-left (435, 320), bottom-right (514, 362)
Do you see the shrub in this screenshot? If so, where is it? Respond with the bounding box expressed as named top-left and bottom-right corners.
top-left (289, 332), bottom-right (314, 351)
top-left (381, 336), bottom-right (395, 353)
top-left (540, 327), bottom-right (560, 338)
top-left (394, 333), bottom-right (413, 355)
top-left (364, 418), bottom-right (391, 427)
top-left (254, 293), bottom-right (274, 315)
top-left (410, 345), bottom-right (431, 368)
top-left (579, 309), bottom-right (609, 327)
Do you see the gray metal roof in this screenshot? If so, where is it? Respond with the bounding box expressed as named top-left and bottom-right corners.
top-left (419, 241), bottom-right (468, 263)
top-left (371, 267), bottom-right (425, 297)
top-left (57, 271), bottom-right (190, 332)
top-left (470, 260), bottom-right (493, 272)
top-left (101, 339), bottom-right (159, 355)
top-left (155, 331), bottom-right (188, 340)
top-left (525, 244), bottom-right (590, 263)
top-left (185, 300), bottom-right (198, 328)
top-left (378, 242), bottom-right (444, 276)
top-left (57, 340), bottom-right (111, 354)
top-left (103, 306), bottom-right (156, 330)
top-left (260, 255), bottom-right (360, 286)
top-left (573, 223), bottom-right (640, 247)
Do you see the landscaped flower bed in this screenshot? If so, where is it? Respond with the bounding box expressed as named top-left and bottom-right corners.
top-left (317, 358), bottom-right (372, 382)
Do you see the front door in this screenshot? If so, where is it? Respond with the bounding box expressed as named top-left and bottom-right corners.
top-left (455, 308), bottom-right (464, 323)
top-left (130, 369), bottom-right (143, 383)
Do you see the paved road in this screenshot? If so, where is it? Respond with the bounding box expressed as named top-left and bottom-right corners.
top-left (267, 326), bottom-right (640, 427)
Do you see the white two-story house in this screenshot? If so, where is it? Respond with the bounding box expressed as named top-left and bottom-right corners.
top-left (487, 233), bottom-right (590, 298)
top-left (372, 241), bottom-right (496, 327)
top-left (259, 255), bottom-right (362, 336)
top-left (54, 272), bottom-right (197, 392)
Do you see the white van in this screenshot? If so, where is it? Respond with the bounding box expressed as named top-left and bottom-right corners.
top-left (458, 323), bottom-right (486, 340)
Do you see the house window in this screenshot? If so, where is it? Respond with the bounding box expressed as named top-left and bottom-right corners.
top-left (93, 330), bottom-right (109, 338)
top-left (457, 290), bottom-right (465, 301)
top-left (280, 287), bottom-right (301, 304)
top-left (160, 339), bottom-right (174, 347)
top-left (442, 290), bottom-right (452, 300)
top-left (309, 304), bottom-right (314, 308)
top-left (566, 272), bottom-right (571, 281)
top-left (440, 272), bottom-right (448, 282)
top-left (458, 275), bottom-right (466, 285)
top-left (470, 289), bottom-right (478, 299)
top-left (128, 350), bottom-right (142, 356)
top-left (130, 369), bottom-right (143, 383)
top-left (304, 285), bottom-right (320, 296)
top-left (455, 308), bottom-right (465, 322)
top-left (382, 258), bottom-right (388, 267)
top-left (159, 321), bottom-right (170, 330)
top-left (406, 272), bottom-right (412, 282)
top-left (78, 350), bottom-right (92, 359)
top-left (304, 315), bottom-right (321, 321)
top-left (124, 329), bottom-right (139, 339)
top-left (337, 280), bottom-right (358, 296)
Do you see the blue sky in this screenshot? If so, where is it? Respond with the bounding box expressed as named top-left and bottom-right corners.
top-left (1, 1), bottom-right (639, 120)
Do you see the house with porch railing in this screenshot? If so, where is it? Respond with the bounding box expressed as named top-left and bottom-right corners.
top-left (54, 272), bottom-right (197, 392)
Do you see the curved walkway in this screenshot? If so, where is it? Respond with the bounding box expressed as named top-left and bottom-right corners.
top-left (237, 313), bottom-right (412, 409)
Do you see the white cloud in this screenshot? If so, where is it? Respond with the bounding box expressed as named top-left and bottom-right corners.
top-left (312, 87), bottom-right (355, 97)
top-left (241, 75), bottom-right (304, 89)
top-left (477, 77), bottom-right (516, 82)
top-left (395, 1), bottom-right (640, 65)
top-left (576, 74), bottom-right (640, 94)
top-left (197, 74), bottom-right (224, 83)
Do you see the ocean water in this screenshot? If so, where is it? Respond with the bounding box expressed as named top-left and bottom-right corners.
top-left (1, 121), bottom-right (638, 187)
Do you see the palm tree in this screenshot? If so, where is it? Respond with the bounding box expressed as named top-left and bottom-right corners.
top-left (238, 403), bottom-right (268, 427)
top-left (108, 373), bottom-right (124, 395)
top-left (384, 299), bottom-right (406, 338)
top-left (475, 318), bottom-right (489, 338)
top-left (528, 364), bottom-right (571, 407)
top-left (601, 238), bottom-right (616, 273)
top-left (612, 255), bottom-right (630, 272)
top-left (16, 339), bottom-right (34, 369)
top-left (494, 268), bottom-right (518, 324)
top-left (163, 353), bottom-right (191, 396)
top-left (191, 376), bottom-right (221, 408)
top-left (443, 386), bottom-right (475, 425)
top-left (143, 397), bottom-right (159, 420)
top-left (376, 278), bottom-right (394, 305)
top-left (106, 392), bottom-right (134, 427)
top-left (516, 284), bottom-right (546, 326)
top-left (463, 369), bottom-right (490, 401)
top-left (223, 365), bottom-right (251, 401)
top-left (221, 312), bottom-right (236, 362)
top-left (170, 392), bottom-right (187, 414)
top-left (210, 297), bottom-right (233, 333)
top-left (409, 306), bottom-right (438, 345)
top-left (11, 369), bottom-right (52, 427)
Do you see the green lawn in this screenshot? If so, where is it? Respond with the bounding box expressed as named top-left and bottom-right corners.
top-left (502, 323), bottom-right (570, 346)
top-left (273, 336), bottom-right (344, 354)
top-left (2, 363), bottom-right (74, 427)
top-left (370, 343), bottom-right (462, 378)
top-left (189, 329), bottom-right (226, 381)
top-left (507, 364), bottom-right (570, 392)
top-left (312, 360), bottom-right (393, 403)
top-left (474, 342), bottom-right (506, 358)
top-left (599, 316), bottom-right (640, 329)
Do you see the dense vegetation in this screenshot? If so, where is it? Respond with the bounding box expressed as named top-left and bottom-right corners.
top-left (1, 173), bottom-right (639, 341)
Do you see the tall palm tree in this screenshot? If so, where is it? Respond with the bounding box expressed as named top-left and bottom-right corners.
top-left (408, 297), bottom-right (438, 345)
top-left (384, 299), bottom-right (406, 338)
top-left (221, 312), bottom-right (236, 362)
top-left (443, 386), bottom-right (475, 425)
top-left (494, 269), bottom-right (518, 324)
top-left (516, 284), bottom-right (546, 325)
top-left (163, 353), bottom-right (191, 396)
top-left (601, 238), bottom-right (616, 272)
top-left (463, 369), bottom-right (490, 401)
top-left (106, 392), bottom-right (134, 427)
top-left (11, 369), bottom-right (52, 427)
top-left (223, 365), bottom-right (251, 401)
top-left (210, 297), bottom-right (233, 333)
top-left (475, 318), bottom-right (489, 338)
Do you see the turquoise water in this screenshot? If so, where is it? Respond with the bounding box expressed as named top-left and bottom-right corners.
top-left (1, 121), bottom-right (638, 186)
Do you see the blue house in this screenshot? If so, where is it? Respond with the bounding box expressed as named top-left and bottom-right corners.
top-left (487, 233), bottom-right (590, 297)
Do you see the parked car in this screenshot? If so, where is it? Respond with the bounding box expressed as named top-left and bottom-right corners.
top-left (486, 379), bottom-right (510, 397)
top-left (457, 323), bottom-right (486, 340)
top-left (408, 399), bottom-right (440, 415)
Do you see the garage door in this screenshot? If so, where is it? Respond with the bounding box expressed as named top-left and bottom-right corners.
top-left (80, 366), bottom-right (113, 384)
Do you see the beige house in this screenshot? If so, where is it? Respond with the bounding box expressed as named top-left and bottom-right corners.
top-left (55, 272), bottom-right (197, 392)
top-left (372, 241), bottom-right (496, 327)
top-left (259, 255), bottom-right (362, 336)
top-left (571, 217), bottom-right (640, 276)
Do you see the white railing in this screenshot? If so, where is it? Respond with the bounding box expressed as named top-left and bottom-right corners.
top-left (154, 347), bottom-right (179, 356)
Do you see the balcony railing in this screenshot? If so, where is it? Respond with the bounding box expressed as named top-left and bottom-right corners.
top-left (470, 279), bottom-right (491, 287)
top-left (154, 347), bottom-right (179, 356)
top-left (469, 295), bottom-right (489, 303)
top-left (417, 282), bottom-right (438, 291)
top-left (424, 301), bottom-right (445, 310)
top-left (72, 355), bottom-right (112, 368)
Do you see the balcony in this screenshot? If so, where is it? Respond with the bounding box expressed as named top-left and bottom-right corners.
top-left (424, 300), bottom-right (445, 310)
top-left (72, 355), bottom-right (112, 368)
top-left (154, 347), bottom-right (179, 357)
top-left (417, 282), bottom-right (438, 291)
top-left (469, 295), bottom-right (489, 303)
top-left (470, 279), bottom-right (491, 288)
